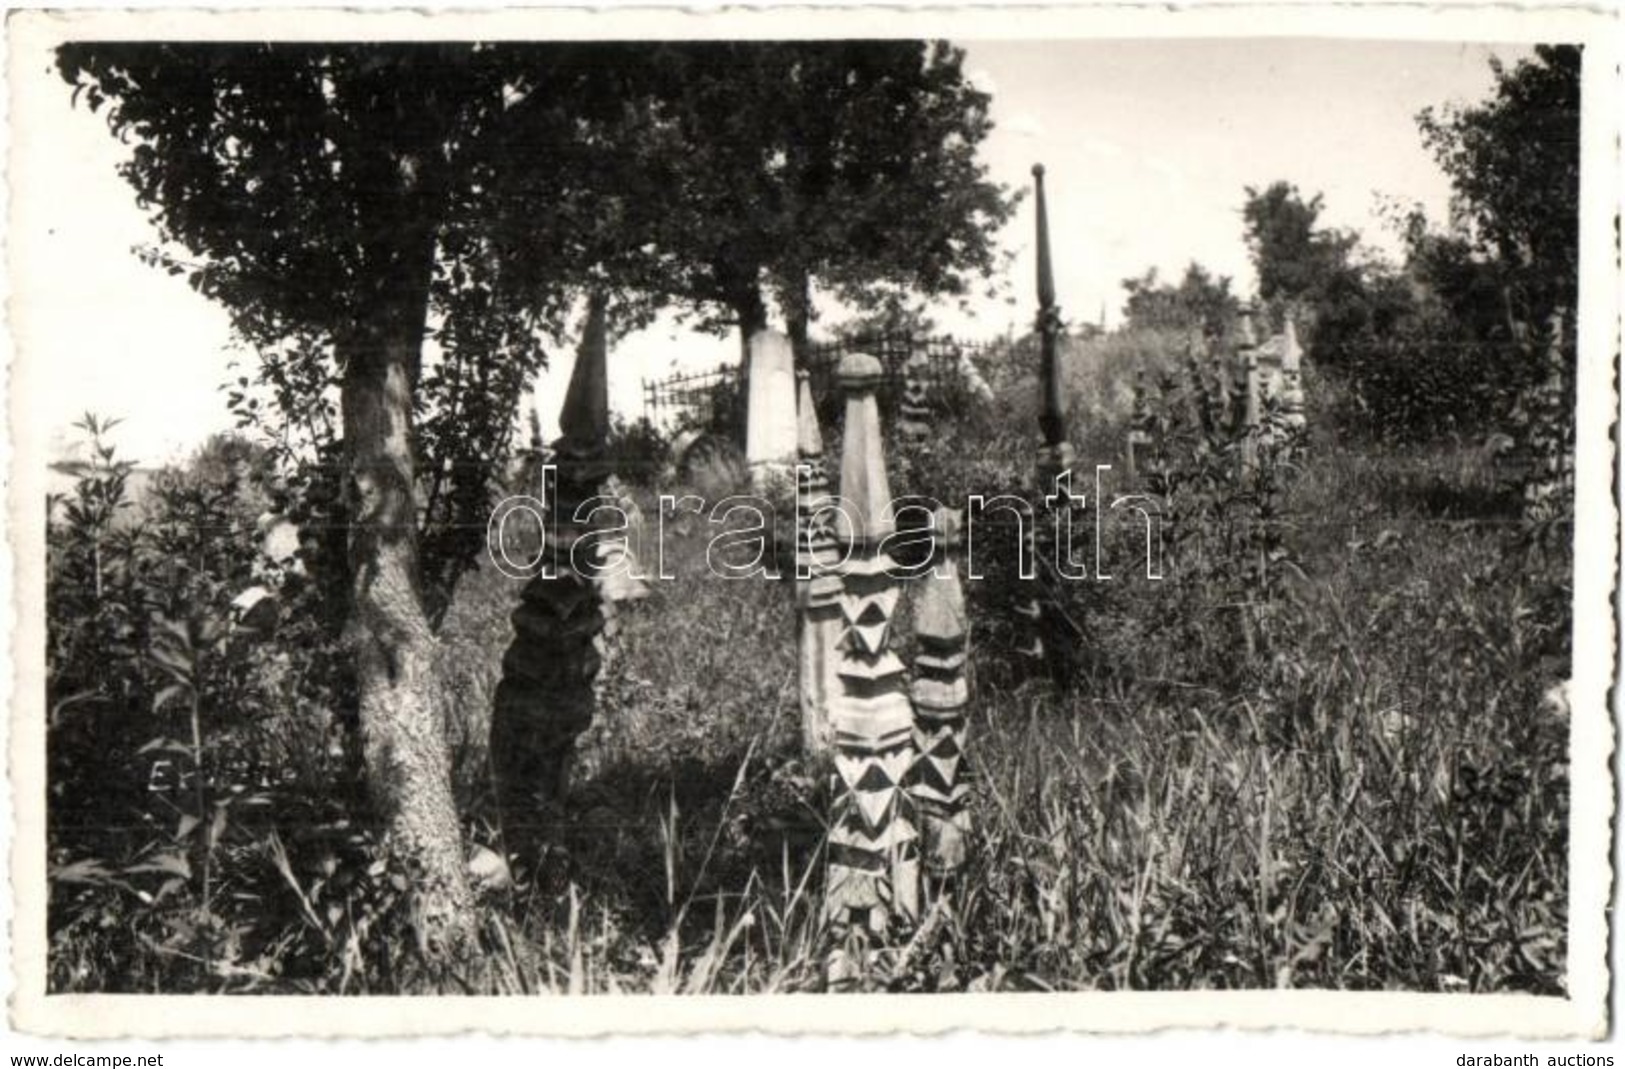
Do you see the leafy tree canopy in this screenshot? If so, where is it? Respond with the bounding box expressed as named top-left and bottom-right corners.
top-left (1417, 44), bottom-right (1580, 332)
top-left (625, 41), bottom-right (1019, 343)
top-left (1120, 262), bottom-right (1240, 335)
top-left (59, 42), bottom-right (675, 347)
top-left (1241, 181), bottom-right (1362, 309)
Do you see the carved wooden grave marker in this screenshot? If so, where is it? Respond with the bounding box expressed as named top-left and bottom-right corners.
top-left (909, 506), bottom-right (971, 877)
top-left (826, 352), bottom-right (921, 934)
top-left (1027, 163), bottom-right (1075, 683)
top-left (491, 293), bottom-right (638, 825)
top-left (796, 369), bottom-right (843, 760)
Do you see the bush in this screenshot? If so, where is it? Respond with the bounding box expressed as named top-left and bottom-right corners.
top-left (46, 418), bottom-right (380, 992)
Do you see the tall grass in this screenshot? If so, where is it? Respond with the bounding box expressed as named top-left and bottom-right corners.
top-left (48, 332), bottom-right (1569, 994)
top-left (413, 375), bottom-right (1567, 994)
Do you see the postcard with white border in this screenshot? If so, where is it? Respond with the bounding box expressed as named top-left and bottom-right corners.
top-left (6, 2), bottom-right (1618, 1039)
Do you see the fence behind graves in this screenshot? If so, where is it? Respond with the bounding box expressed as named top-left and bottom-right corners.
top-left (642, 334), bottom-right (1001, 431)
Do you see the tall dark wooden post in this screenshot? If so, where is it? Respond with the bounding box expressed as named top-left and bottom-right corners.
top-left (490, 293), bottom-right (616, 829)
top-left (1023, 164), bottom-right (1074, 684)
top-left (1033, 164), bottom-right (1070, 464)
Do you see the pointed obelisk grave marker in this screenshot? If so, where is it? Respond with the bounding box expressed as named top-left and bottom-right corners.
top-left (490, 292), bottom-right (630, 827)
top-left (560, 291), bottom-right (610, 446)
top-left (796, 370), bottom-right (842, 760)
top-left (909, 506), bottom-right (972, 877)
top-left (746, 329), bottom-right (799, 495)
top-left (826, 351), bottom-right (921, 934)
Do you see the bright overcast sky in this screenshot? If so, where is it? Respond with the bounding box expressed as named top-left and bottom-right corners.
top-left (14, 37), bottom-right (1525, 464)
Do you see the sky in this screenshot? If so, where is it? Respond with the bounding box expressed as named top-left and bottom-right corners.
top-left (15, 37), bottom-right (1525, 464)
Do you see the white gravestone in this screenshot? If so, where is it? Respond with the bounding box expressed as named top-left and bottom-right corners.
top-left (745, 329), bottom-right (799, 493)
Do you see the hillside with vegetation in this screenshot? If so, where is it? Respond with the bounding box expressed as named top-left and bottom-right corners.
top-left (44, 45), bottom-right (1577, 994)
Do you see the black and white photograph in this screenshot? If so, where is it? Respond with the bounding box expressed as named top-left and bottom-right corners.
top-left (6, 3), bottom-right (1616, 1041)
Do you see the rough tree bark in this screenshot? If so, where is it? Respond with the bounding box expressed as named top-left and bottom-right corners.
top-left (338, 154), bottom-right (479, 978)
top-left (785, 270), bottom-right (813, 367)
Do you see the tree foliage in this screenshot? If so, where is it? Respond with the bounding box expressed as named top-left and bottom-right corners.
top-left (1238, 47), bottom-right (1581, 443)
top-left (57, 39), bottom-right (1024, 975)
top-left (1418, 44), bottom-right (1580, 333)
top-left (57, 42), bottom-right (679, 972)
top-left (1120, 262), bottom-right (1240, 334)
top-left (625, 41), bottom-right (1018, 347)
top-left (1242, 182), bottom-right (1362, 309)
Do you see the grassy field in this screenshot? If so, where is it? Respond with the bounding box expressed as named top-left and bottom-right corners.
top-left (426, 337), bottom-right (1570, 995)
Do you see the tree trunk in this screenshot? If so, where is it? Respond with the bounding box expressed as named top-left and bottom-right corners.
top-left (786, 270), bottom-right (813, 369)
top-left (735, 286), bottom-right (769, 358)
top-left (338, 215), bottom-right (479, 979)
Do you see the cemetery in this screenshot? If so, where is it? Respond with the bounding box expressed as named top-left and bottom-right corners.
top-left (35, 39), bottom-right (1580, 999)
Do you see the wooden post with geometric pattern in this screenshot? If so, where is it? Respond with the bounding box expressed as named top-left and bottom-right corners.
top-left (1523, 308), bottom-right (1573, 523)
top-left (1236, 305), bottom-right (1262, 475)
top-left (1126, 368), bottom-right (1153, 483)
top-left (909, 506), bottom-right (971, 878)
top-left (1279, 318), bottom-right (1306, 430)
top-left (1184, 333), bottom-right (1216, 446)
top-left (826, 351), bottom-right (921, 934)
top-left (797, 369), bottom-right (842, 761)
top-left (898, 350), bottom-right (932, 443)
top-left (490, 293), bottom-right (618, 826)
top-left (1278, 317), bottom-right (1307, 463)
top-left (1211, 339), bottom-right (1235, 437)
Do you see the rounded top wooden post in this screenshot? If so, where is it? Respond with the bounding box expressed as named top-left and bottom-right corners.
top-left (1033, 164), bottom-right (1056, 315)
top-left (1235, 301), bottom-right (1262, 350)
top-left (838, 351), bottom-right (884, 393)
top-left (1032, 162), bottom-right (1067, 452)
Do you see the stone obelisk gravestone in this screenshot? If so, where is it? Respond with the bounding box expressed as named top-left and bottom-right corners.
top-left (746, 329), bottom-right (799, 495)
top-left (490, 293), bottom-right (622, 826)
top-left (908, 506), bottom-right (972, 877)
top-left (826, 352), bottom-right (921, 935)
top-left (795, 369), bottom-right (843, 760)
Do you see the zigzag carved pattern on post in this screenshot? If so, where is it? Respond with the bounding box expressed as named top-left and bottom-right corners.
top-left (1522, 309), bottom-right (1574, 523)
top-left (490, 455), bottom-right (615, 822)
top-left (796, 369), bottom-right (844, 758)
top-left (898, 351), bottom-right (933, 442)
top-left (909, 507), bottom-right (971, 876)
top-left (825, 352), bottom-right (920, 934)
top-left (490, 293), bottom-right (622, 825)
